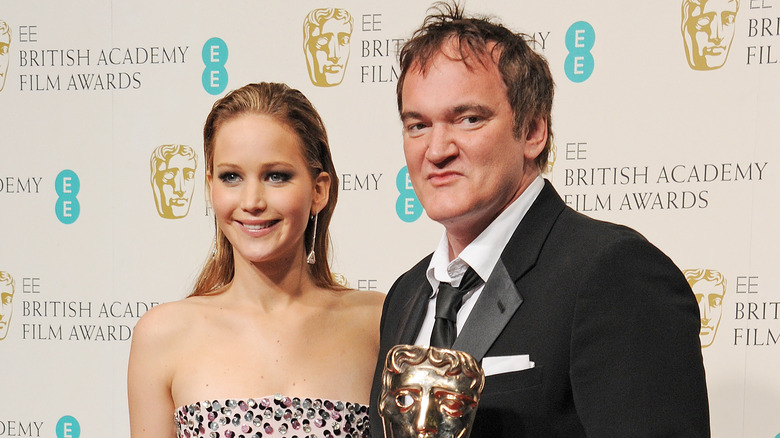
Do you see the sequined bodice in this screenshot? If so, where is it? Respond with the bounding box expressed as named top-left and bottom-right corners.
top-left (175, 394), bottom-right (370, 438)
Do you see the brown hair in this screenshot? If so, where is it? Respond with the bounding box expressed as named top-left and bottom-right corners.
top-left (191, 82), bottom-right (341, 296)
top-left (397, 1), bottom-right (554, 170)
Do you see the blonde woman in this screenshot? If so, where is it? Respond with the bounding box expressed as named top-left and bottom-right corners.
top-left (128, 82), bottom-right (383, 438)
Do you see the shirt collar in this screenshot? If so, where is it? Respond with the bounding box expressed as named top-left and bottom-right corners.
top-left (426, 175), bottom-right (545, 295)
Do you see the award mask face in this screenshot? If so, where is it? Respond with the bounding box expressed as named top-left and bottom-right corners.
top-left (379, 345), bottom-right (485, 438)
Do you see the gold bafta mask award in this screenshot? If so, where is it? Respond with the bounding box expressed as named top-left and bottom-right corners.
top-left (379, 345), bottom-right (485, 438)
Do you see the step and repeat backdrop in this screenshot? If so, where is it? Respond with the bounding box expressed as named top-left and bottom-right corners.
top-left (1, 0), bottom-right (778, 436)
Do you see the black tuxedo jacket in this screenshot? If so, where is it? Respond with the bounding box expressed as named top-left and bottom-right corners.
top-left (370, 180), bottom-right (709, 437)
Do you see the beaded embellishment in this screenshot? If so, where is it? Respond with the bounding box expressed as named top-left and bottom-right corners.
top-left (175, 394), bottom-right (370, 438)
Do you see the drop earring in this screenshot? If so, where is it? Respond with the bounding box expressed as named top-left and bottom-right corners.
top-left (211, 224), bottom-right (218, 258)
top-left (306, 213), bottom-right (318, 265)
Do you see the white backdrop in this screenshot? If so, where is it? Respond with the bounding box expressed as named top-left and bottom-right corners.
top-left (0, 1), bottom-right (778, 436)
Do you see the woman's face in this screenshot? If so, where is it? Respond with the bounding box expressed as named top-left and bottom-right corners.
top-left (208, 113), bottom-right (329, 267)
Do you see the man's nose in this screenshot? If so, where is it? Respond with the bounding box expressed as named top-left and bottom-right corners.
top-left (425, 124), bottom-right (459, 165)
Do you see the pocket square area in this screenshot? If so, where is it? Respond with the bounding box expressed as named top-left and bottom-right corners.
top-left (481, 354), bottom-right (535, 376)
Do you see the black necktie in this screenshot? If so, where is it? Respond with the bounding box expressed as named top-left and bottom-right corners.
top-left (430, 267), bottom-right (483, 348)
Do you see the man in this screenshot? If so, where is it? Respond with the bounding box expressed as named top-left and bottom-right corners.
top-left (370, 3), bottom-right (710, 436)
top-left (303, 8), bottom-right (353, 87)
top-left (684, 268), bottom-right (727, 348)
top-left (0, 271), bottom-right (15, 341)
top-left (150, 144), bottom-right (197, 219)
top-left (682, 0), bottom-right (739, 70)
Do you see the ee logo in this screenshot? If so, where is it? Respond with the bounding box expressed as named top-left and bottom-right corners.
top-left (55, 170), bottom-right (80, 224)
top-left (564, 21), bottom-right (595, 83)
top-left (395, 166), bottom-right (422, 223)
top-left (202, 37), bottom-right (228, 95)
top-left (56, 415), bottom-right (80, 438)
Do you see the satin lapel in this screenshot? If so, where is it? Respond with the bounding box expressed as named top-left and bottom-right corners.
top-left (451, 180), bottom-right (566, 361)
top-left (452, 261), bottom-right (522, 361)
top-left (395, 281), bottom-right (432, 345)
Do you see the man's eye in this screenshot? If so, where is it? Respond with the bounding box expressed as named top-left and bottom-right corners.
top-left (407, 122), bottom-right (427, 132)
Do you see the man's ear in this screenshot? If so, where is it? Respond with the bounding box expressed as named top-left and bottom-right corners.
top-left (523, 117), bottom-right (548, 162)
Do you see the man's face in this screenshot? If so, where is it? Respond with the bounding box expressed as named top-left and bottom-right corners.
top-left (307, 18), bottom-right (351, 86)
top-left (381, 363), bottom-right (480, 438)
top-left (153, 154), bottom-right (196, 218)
top-left (401, 43), bottom-right (544, 253)
top-left (0, 281), bottom-right (14, 340)
top-left (685, 0), bottom-right (738, 69)
top-left (693, 279), bottom-right (725, 347)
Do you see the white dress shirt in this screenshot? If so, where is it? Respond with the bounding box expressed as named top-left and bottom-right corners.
top-left (414, 176), bottom-right (545, 346)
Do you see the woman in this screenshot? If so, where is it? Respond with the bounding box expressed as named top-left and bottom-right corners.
top-left (128, 82), bottom-right (384, 438)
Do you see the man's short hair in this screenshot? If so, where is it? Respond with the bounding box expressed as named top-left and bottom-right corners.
top-left (397, 1), bottom-right (554, 171)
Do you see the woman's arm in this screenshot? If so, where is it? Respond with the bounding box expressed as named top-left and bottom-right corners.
top-left (127, 305), bottom-right (178, 438)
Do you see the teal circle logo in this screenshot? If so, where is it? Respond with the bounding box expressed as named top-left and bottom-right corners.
top-left (56, 415), bottom-right (81, 438)
top-left (395, 166), bottom-right (422, 222)
top-left (202, 37), bottom-right (228, 95)
top-left (55, 169), bottom-right (80, 224)
top-left (564, 21), bottom-right (595, 83)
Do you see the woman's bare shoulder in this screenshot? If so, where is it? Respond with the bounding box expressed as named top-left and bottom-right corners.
top-left (131, 296), bottom-right (215, 347)
top-left (338, 288), bottom-right (385, 310)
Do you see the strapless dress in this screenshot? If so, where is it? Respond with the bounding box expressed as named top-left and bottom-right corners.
top-left (175, 394), bottom-right (370, 438)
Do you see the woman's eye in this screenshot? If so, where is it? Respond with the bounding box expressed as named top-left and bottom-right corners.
top-left (219, 172), bottom-right (240, 184)
top-left (268, 172), bottom-right (291, 183)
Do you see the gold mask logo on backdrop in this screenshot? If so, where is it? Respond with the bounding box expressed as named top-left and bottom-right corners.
top-left (303, 8), bottom-right (353, 87)
top-left (684, 268), bottom-right (727, 347)
top-left (682, 0), bottom-right (740, 70)
top-left (0, 20), bottom-right (11, 91)
top-left (150, 144), bottom-right (198, 219)
top-left (0, 271), bottom-right (15, 341)
top-left (544, 142), bottom-right (557, 177)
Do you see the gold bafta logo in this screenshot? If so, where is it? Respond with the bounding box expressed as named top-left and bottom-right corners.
top-left (0, 271), bottom-right (15, 341)
top-left (0, 20), bottom-right (11, 91)
top-left (683, 268), bottom-right (726, 348)
top-left (150, 144), bottom-right (197, 219)
top-left (681, 0), bottom-right (739, 70)
top-left (544, 142), bottom-right (557, 177)
top-left (303, 8), bottom-right (353, 87)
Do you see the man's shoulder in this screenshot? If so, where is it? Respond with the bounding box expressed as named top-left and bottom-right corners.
top-left (388, 253), bottom-right (433, 293)
top-left (400, 252), bottom-right (433, 279)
